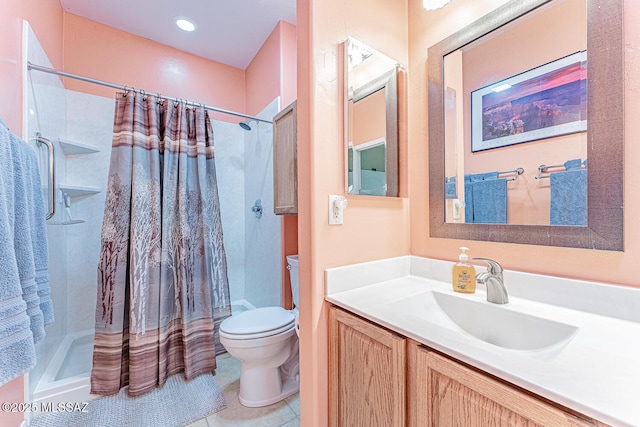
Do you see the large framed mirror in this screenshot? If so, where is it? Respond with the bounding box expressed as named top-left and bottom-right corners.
top-left (344, 37), bottom-right (404, 197)
top-left (428, 0), bottom-right (623, 250)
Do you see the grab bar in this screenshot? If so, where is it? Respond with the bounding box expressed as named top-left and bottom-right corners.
top-left (34, 133), bottom-right (55, 219)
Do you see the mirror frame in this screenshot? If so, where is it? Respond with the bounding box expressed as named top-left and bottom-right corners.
top-left (428, 0), bottom-right (623, 251)
top-left (343, 37), bottom-right (401, 198)
top-left (350, 69), bottom-right (399, 197)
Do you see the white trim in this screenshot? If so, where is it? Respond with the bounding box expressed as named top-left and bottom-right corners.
top-left (352, 136), bottom-right (385, 151)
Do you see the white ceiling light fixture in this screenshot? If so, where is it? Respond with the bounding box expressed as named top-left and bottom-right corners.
top-left (176, 17), bottom-right (196, 32)
top-left (423, 0), bottom-right (452, 11)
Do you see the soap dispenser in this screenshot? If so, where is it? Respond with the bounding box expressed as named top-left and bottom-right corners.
top-left (452, 247), bottom-right (476, 293)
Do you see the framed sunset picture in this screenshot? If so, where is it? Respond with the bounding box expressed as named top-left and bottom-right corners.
top-left (471, 51), bottom-right (587, 152)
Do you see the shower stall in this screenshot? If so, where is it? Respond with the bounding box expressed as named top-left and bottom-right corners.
top-left (23, 22), bottom-right (283, 406)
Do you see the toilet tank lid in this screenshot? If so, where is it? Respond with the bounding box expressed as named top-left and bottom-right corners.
top-left (286, 255), bottom-right (298, 266)
top-left (220, 307), bottom-right (295, 335)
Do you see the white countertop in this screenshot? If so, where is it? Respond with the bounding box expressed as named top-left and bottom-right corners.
top-left (325, 256), bottom-right (640, 427)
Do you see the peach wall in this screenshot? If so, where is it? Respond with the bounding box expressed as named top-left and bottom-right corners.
top-left (0, 378), bottom-right (24, 427)
top-left (459, 0), bottom-right (586, 224)
top-left (0, 2), bottom-right (64, 425)
top-left (62, 13), bottom-right (245, 123)
top-left (246, 20), bottom-right (297, 116)
top-left (280, 22), bottom-right (298, 109)
top-left (350, 89), bottom-right (386, 145)
top-left (409, 0), bottom-right (640, 287)
top-left (246, 22), bottom-right (282, 115)
top-left (295, 1), bottom-right (314, 424)
top-left (0, 0), bottom-right (63, 132)
top-left (297, 0), bottom-right (409, 424)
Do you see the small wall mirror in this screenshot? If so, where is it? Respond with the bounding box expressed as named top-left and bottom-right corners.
top-left (344, 37), bottom-right (403, 197)
top-left (428, 0), bottom-right (623, 250)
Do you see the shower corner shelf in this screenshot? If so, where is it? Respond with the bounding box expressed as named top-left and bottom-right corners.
top-left (59, 184), bottom-right (101, 198)
top-left (58, 138), bottom-right (100, 155)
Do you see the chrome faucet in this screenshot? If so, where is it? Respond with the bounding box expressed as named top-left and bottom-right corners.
top-left (473, 258), bottom-right (509, 304)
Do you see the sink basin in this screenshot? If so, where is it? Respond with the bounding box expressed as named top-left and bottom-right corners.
top-left (431, 292), bottom-right (578, 351)
top-left (386, 291), bottom-right (578, 352)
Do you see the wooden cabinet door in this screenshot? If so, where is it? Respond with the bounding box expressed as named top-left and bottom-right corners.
top-left (408, 341), bottom-right (606, 427)
top-left (329, 306), bottom-right (406, 427)
top-left (273, 101), bottom-right (297, 215)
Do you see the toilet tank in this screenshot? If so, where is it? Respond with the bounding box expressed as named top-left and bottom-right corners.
top-left (286, 255), bottom-right (299, 308)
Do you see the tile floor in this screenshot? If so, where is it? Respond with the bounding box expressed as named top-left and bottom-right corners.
top-left (186, 353), bottom-right (300, 427)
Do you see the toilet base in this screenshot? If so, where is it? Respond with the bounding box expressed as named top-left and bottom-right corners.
top-left (239, 375), bottom-right (299, 408)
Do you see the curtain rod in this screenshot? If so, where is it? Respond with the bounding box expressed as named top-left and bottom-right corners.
top-left (27, 62), bottom-right (273, 124)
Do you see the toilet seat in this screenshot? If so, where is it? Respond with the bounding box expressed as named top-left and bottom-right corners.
top-left (220, 307), bottom-right (295, 340)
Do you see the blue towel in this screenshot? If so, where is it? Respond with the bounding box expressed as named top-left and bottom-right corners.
top-left (550, 169), bottom-right (587, 226)
top-left (564, 158), bottom-right (583, 171)
top-left (464, 180), bottom-right (474, 222)
top-left (472, 178), bottom-right (508, 224)
top-left (9, 134), bottom-right (46, 343)
top-left (17, 136), bottom-right (53, 326)
top-left (445, 176), bottom-right (457, 199)
top-left (464, 175), bottom-right (478, 223)
top-left (0, 125), bottom-right (37, 386)
top-left (464, 172), bottom-right (502, 223)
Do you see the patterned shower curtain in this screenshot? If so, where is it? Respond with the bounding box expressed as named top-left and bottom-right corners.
top-left (90, 92), bottom-right (232, 396)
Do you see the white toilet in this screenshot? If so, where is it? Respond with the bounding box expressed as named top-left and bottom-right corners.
top-left (219, 255), bottom-right (300, 407)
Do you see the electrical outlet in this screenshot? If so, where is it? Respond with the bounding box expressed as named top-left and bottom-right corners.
top-left (328, 195), bottom-right (347, 225)
top-left (453, 199), bottom-right (461, 221)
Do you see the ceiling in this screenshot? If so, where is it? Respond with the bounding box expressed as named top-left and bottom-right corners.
top-left (59, 0), bottom-right (297, 70)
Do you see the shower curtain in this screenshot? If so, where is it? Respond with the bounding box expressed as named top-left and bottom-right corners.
top-left (90, 92), bottom-right (231, 396)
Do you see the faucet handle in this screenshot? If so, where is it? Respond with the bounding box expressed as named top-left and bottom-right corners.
top-left (472, 258), bottom-right (503, 274)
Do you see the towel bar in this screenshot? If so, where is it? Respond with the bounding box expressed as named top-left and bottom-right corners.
top-left (536, 161), bottom-right (586, 180)
top-left (498, 167), bottom-right (524, 181)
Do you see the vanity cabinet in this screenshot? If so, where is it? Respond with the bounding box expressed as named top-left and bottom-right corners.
top-left (329, 305), bottom-right (608, 427)
top-left (408, 341), bottom-right (606, 427)
top-left (329, 306), bottom-right (406, 427)
top-left (273, 100), bottom-right (297, 215)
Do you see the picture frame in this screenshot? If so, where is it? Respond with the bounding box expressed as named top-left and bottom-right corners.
top-left (471, 51), bottom-right (587, 152)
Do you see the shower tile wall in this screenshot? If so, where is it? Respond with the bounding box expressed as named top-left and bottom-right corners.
top-left (213, 121), bottom-right (246, 303)
top-left (64, 90), bottom-right (114, 334)
top-left (24, 22), bottom-right (68, 393)
top-left (244, 98), bottom-right (282, 308)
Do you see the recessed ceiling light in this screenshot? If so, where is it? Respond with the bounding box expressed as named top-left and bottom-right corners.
top-left (176, 18), bottom-right (196, 32)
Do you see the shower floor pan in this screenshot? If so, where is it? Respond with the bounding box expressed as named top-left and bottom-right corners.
top-left (34, 301), bottom-right (253, 405)
top-left (33, 329), bottom-right (97, 406)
